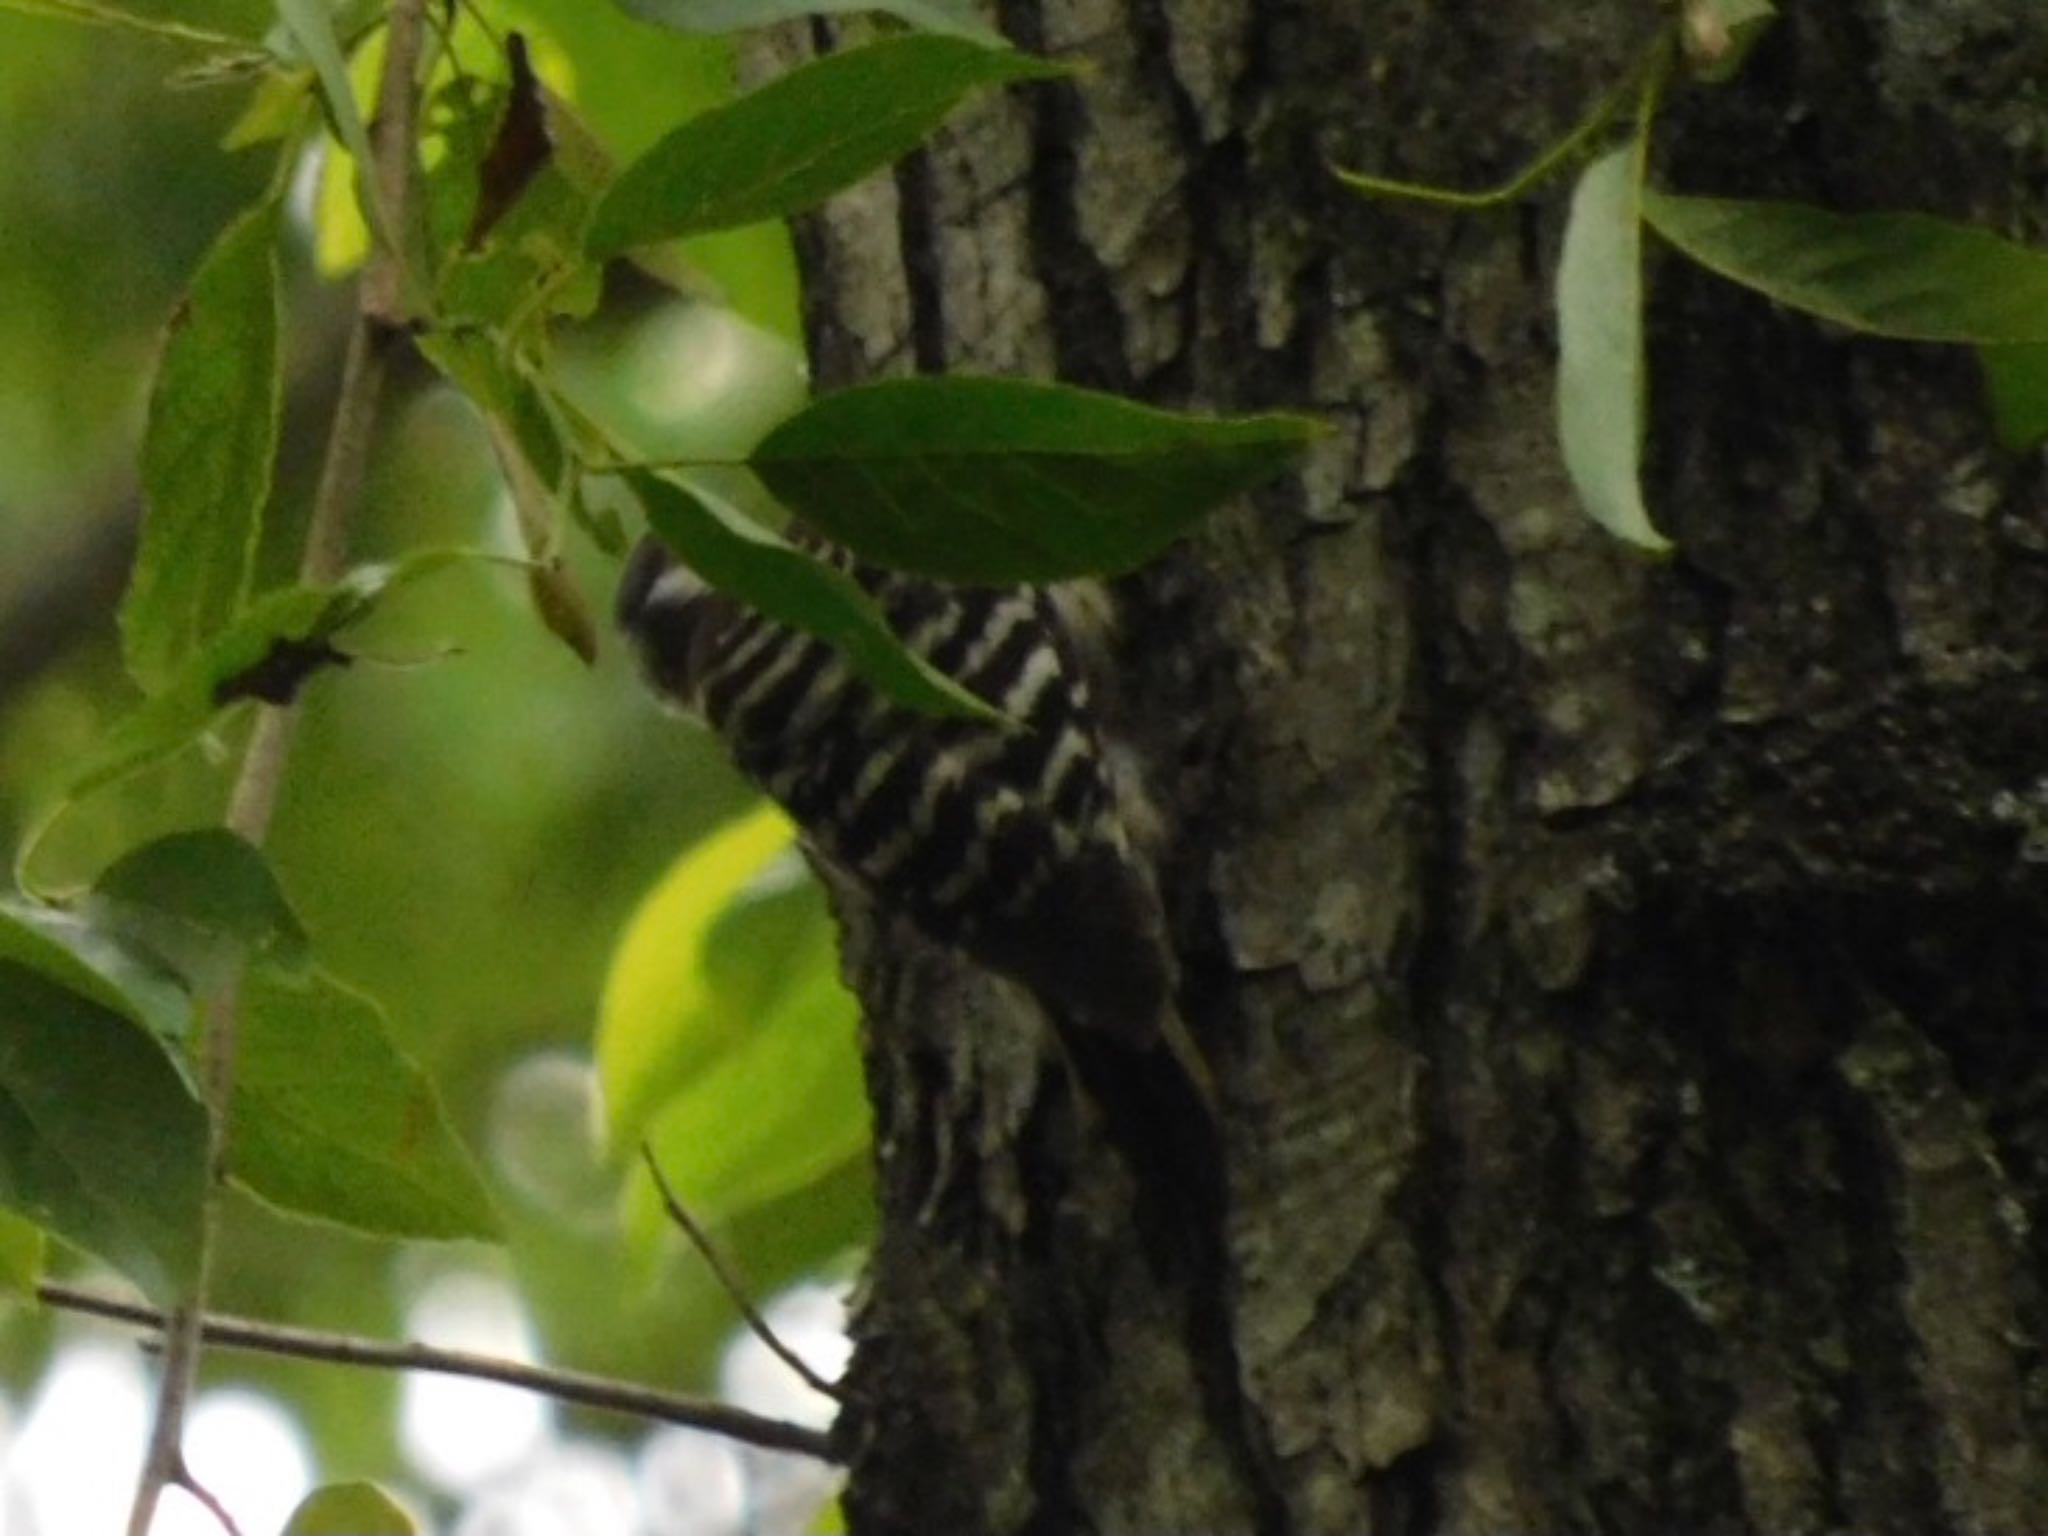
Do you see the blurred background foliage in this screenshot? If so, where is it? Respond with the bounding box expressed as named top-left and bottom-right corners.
top-left (0, 1), bottom-right (868, 1527)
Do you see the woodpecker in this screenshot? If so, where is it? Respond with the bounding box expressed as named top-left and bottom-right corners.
top-left (618, 530), bottom-right (1277, 1496)
top-left (614, 531), bottom-right (1216, 1117)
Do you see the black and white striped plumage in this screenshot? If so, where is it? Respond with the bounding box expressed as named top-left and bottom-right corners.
top-left (615, 533), bottom-right (1207, 1091)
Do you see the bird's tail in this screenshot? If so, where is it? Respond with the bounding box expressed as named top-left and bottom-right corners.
top-left (1050, 1005), bottom-right (1229, 1280)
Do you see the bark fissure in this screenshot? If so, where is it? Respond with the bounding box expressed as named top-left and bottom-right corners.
top-left (892, 149), bottom-right (950, 374)
top-left (1385, 434), bottom-right (1491, 1536)
top-left (1828, 1032), bottom-right (1949, 1528)
top-left (993, 0), bottom-right (1135, 394)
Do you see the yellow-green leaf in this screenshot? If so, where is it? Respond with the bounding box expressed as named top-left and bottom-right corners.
top-left (598, 802), bottom-right (798, 1149)
top-left (283, 1481), bottom-right (419, 1535)
top-left (274, 0), bottom-right (385, 244)
top-left (222, 66), bottom-right (313, 151)
top-left (0, 1208), bottom-right (45, 1296)
top-left (633, 925), bottom-right (867, 1231)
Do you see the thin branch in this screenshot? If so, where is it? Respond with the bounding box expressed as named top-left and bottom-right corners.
top-left (170, 1461), bottom-right (246, 1536)
top-left (125, 994), bottom-right (239, 1536)
top-left (0, 0), bottom-right (254, 51)
top-left (125, 4), bottom-right (432, 1532)
top-left (1328, 36), bottom-right (1665, 210)
top-left (42, 1282), bottom-right (840, 1463)
top-left (640, 1147), bottom-right (845, 1402)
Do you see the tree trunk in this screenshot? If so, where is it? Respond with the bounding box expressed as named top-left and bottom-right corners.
top-left (759, 3), bottom-right (2048, 1531)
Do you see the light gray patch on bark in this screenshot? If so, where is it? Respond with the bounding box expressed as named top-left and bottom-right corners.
top-left (812, 176), bottom-right (919, 377)
top-left (1839, 1003), bottom-right (2048, 1536)
top-left (1321, 309), bottom-right (1424, 494)
top-left (1043, 0), bottom-right (1193, 380)
top-left (1211, 516), bottom-right (1412, 978)
top-left (1444, 360), bottom-right (1662, 812)
top-left (923, 99), bottom-right (1058, 373)
top-left (1868, 0), bottom-right (2048, 135)
top-left (1072, 1272), bottom-right (1262, 1529)
top-left (1157, 0), bottom-right (1251, 144)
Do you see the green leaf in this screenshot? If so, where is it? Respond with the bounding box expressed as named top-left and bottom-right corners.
top-left (0, 1207), bottom-right (44, 1297)
top-left (749, 377), bottom-right (1324, 582)
top-left (419, 61), bottom-right (609, 329)
top-left (597, 802), bottom-right (802, 1148)
top-left (421, 74), bottom-right (509, 260)
top-left (437, 166), bottom-right (603, 331)
top-left (0, 900), bottom-right (194, 1045)
top-left (60, 585), bottom-right (328, 813)
top-left (626, 470), bottom-right (998, 719)
top-left (416, 332), bottom-right (569, 504)
top-left (59, 552), bottom-right (477, 809)
top-left (416, 328), bottom-right (516, 417)
top-left (231, 969), bottom-right (500, 1241)
top-left (0, 963), bottom-right (207, 1305)
top-left (1556, 141), bottom-right (1668, 551)
top-left (487, 377), bottom-right (573, 546)
top-left (1981, 345), bottom-right (2048, 451)
top-left (272, 0), bottom-right (385, 242)
top-left (124, 200), bottom-right (283, 693)
top-left (461, 37), bottom-right (551, 252)
top-left (283, 1481), bottom-right (419, 1536)
top-left (1641, 191), bottom-right (2048, 345)
top-left (524, 557), bottom-right (601, 666)
top-left (417, 335), bottom-right (603, 655)
top-left (585, 35), bottom-right (1065, 257)
top-left (609, 0), bottom-right (1005, 46)
top-left (86, 830), bottom-right (311, 997)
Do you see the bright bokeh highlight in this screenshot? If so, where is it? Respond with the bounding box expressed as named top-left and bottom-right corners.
top-left (401, 1270), bottom-right (550, 1493)
top-left (3, 1339), bottom-right (312, 1536)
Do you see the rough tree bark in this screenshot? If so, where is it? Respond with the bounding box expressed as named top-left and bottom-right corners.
top-left (759, 3), bottom-right (2048, 1531)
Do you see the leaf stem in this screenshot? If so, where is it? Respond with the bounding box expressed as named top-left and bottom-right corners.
top-left (45, 1281), bottom-right (841, 1462)
top-left (123, 4), bottom-right (432, 1533)
top-left (1632, 31), bottom-right (1677, 157)
top-left (1329, 35), bottom-right (1667, 210)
